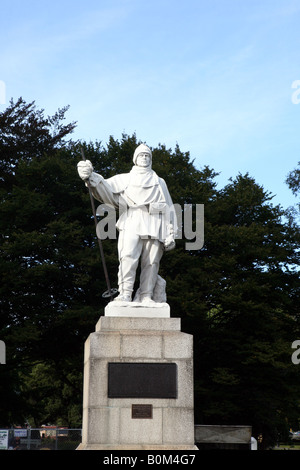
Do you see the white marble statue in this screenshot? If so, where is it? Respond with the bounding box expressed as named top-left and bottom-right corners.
top-left (77, 144), bottom-right (176, 304)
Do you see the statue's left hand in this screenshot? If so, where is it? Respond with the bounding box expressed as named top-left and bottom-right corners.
top-left (164, 240), bottom-right (176, 251)
top-left (164, 223), bottom-right (175, 251)
top-left (164, 235), bottom-right (175, 251)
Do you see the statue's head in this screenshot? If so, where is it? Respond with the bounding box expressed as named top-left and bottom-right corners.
top-left (133, 144), bottom-right (152, 168)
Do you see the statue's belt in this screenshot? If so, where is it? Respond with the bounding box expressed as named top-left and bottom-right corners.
top-left (129, 202), bottom-right (167, 214)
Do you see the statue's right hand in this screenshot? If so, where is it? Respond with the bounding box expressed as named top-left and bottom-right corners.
top-left (77, 160), bottom-right (93, 180)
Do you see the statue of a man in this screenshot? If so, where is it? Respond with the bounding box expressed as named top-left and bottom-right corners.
top-left (77, 144), bottom-right (176, 304)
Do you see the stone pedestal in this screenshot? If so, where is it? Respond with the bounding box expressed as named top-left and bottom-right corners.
top-left (77, 303), bottom-right (197, 450)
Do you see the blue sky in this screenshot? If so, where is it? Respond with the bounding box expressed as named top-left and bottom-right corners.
top-left (1, 0), bottom-right (300, 211)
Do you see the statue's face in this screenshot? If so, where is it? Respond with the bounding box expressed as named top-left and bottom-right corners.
top-left (136, 152), bottom-right (151, 168)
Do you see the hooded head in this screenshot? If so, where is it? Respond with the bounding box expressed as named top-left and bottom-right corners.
top-left (133, 144), bottom-right (152, 165)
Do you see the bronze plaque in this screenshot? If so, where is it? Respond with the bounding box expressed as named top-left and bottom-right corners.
top-left (132, 404), bottom-right (153, 419)
top-left (108, 362), bottom-right (177, 398)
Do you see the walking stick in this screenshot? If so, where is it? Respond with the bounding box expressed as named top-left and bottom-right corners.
top-left (81, 147), bottom-right (118, 301)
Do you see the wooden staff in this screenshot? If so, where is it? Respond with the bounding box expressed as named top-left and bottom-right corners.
top-left (81, 147), bottom-right (117, 301)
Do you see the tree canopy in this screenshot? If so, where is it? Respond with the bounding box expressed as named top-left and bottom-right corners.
top-left (0, 98), bottom-right (299, 447)
top-left (286, 161), bottom-right (300, 196)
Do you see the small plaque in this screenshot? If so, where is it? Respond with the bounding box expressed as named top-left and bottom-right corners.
top-left (132, 404), bottom-right (153, 419)
top-left (108, 362), bottom-right (177, 398)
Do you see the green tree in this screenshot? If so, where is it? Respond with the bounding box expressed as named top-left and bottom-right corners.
top-left (286, 161), bottom-right (300, 224)
top-left (286, 161), bottom-right (300, 196)
top-left (193, 174), bottom-right (300, 447)
top-left (0, 97), bottom-right (76, 191)
top-left (0, 99), bottom-right (80, 426)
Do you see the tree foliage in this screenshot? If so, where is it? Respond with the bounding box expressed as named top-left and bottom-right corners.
top-left (286, 161), bottom-right (300, 196)
top-left (0, 98), bottom-right (299, 446)
top-left (286, 161), bottom-right (300, 221)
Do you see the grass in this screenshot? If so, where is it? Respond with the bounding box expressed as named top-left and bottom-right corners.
top-left (273, 442), bottom-right (300, 450)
